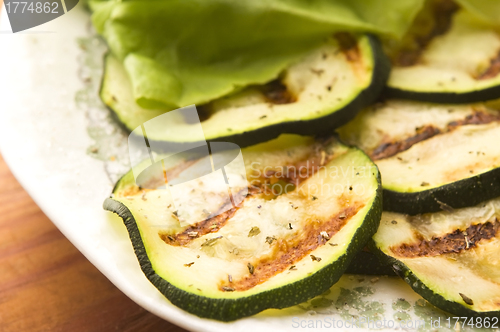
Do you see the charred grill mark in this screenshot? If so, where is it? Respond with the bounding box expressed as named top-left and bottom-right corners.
top-left (260, 79), bottom-right (296, 105)
top-left (219, 204), bottom-right (364, 292)
top-left (117, 160), bottom-right (198, 197)
top-left (263, 154), bottom-right (332, 186)
top-left (477, 49), bottom-right (500, 80)
top-left (371, 111), bottom-right (500, 160)
top-left (371, 126), bottom-right (441, 161)
top-left (160, 205), bottom-right (238, 246)
top-left (159, 187), bottom-right (261, 246)
top-left (285, 155), bottom-right (333, 186)
top-left (164, 160), bottom-right (199, 183)
top-left (391, 219), bottom-right (500, 258)
top-left (260, 139), bottom-right (336, 187)
top-left (390, 0), bottom-right (458, 67)
top-left (247, 185), bottom-right (263, 195)
top-left (335, 32), bottom-right (361, 63)
top-left (447, 111), bottom-right (500, 128)
top-left (335, 32), bottom-right (364, 78)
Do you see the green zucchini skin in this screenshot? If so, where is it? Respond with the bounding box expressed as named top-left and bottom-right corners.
top-left (103, 177), bottom-right (382, 321)
top-left (384, 86), bottom-right (500, 105)
top-left (392, 260), bottom-right (500, 318)
top-left (345, 250), bottom-right (396, 276)
top-left (100, 35), bottom-right (390, 149)
top-left (383, 168), bottom-right (500, 215)
top-left (370, 244), bottom-right (500, 318)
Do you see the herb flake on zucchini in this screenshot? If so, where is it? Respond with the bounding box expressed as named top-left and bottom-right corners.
top-left (104, 135), bottom-right (382, 321)
top-left (384, 1), bottom-right (500, 104)
top-left (339, 99), bottom-right (500, 214)
top-left (100, 34), bottom-right (389, 148)
top-left (372, 200), bottom-right (500, 317)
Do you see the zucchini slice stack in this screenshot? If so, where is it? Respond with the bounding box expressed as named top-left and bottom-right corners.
top-left (100, 0), bottom-right (500, 321)
top-left (338, 0), bottom-right (500, 314)
top-left (373, 200), bottom-right (500, 316)
top-left (104, 135), bottom-right (382, 321)
top-left (341, 98), bottom-right (500, 316)
top-left (385, 1), bottom-right (500, 103)
top-left (100, 34), bottom-right (389, 147)
top-left (339, 99), bottom-right (500, 214)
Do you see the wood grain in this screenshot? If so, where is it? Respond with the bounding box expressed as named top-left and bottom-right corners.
top-left (0, 154), bottom-right (188, 332)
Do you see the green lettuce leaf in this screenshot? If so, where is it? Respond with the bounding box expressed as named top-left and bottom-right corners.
top-left (90, 0), bottom-right (424, 110)
top-left (456, 0), bottom-right (500, 24)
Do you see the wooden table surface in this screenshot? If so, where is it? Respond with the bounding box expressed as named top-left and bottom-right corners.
top-left (0, 154), bottom-right (188, 332)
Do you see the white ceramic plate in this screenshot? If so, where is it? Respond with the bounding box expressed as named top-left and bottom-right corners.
top-left (0, 5), bottom-right (452, 332)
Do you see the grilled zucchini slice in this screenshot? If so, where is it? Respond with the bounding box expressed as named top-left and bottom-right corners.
top-left (104, 134), bottom-right (382, 321)
top-left (385, 2), bottom-right (500, 103)
top-left (372, 200), bottom-right (500, 317)
top-left (100, 34), bottom-right (389, 148)
top-left (339, 99), bottom-right (500, 214)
